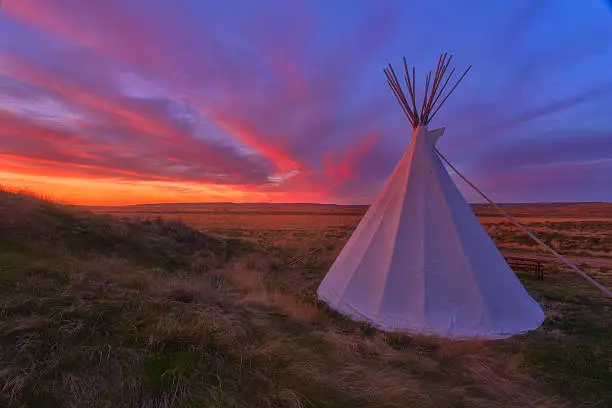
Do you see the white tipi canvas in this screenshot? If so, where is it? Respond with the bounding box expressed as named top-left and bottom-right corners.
top-left (316, 125), bottom-right (545, 339)
top-left (317, 54), bottom-right (545, 339)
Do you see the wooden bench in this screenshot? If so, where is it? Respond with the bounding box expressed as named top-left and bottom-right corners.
top-left (505, 256), bottom-right (545, 280)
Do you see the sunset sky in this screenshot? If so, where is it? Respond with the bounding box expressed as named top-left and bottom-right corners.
top-left (1, 0), bottom-right (612, 205)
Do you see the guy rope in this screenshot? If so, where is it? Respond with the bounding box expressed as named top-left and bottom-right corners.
top-left (435, 147), bottom-right (612, 298)
top-left (281, 150), bottom-right (612, 299)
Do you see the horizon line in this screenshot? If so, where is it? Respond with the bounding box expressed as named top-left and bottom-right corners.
top-left (76, 200), bottom-right (609, 208)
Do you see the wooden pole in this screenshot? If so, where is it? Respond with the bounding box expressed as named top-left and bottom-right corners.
top-left (384, 52), bottom-right (471, 128)
top-left (428, 65), bottom-right (472, 122)
top-left (420, 71), bottom-right (432, 122)
top-left (384, 67), bottom-right (416, 126)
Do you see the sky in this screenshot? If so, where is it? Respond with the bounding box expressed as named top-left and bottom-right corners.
top-left (1, 0), bottom-right (612, 205)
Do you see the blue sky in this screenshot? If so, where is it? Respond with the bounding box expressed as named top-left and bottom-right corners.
top-left (1, 0), bottom-right (611, 204)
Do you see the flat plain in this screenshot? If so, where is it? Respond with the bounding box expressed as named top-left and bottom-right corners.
top-left (89, 202), bottom-right (612, 275)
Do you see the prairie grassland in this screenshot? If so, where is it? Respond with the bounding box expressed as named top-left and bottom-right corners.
top-left (1, 192), bottom-right (611, 407)
top-left (94, 204), bottom-right (612, 284)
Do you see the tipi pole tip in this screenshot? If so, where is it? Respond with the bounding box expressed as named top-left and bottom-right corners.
top-left (384, 52), bottom-right (471, 127)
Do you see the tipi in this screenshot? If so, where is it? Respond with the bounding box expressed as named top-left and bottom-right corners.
top-left (316, 53), bottom-right (545, 339)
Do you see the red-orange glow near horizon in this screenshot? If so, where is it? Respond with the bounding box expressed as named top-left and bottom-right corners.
top-left (0, 170), bottom-right (275, 206)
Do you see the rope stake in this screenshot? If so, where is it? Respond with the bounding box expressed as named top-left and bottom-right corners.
top-left (435, 147), bottom-right (612, 298)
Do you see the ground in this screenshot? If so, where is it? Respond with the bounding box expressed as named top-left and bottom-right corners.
top-left (1, 190), bottom-right (611, 407)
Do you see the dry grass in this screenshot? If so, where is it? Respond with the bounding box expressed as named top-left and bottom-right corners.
top-left (1, 188), bottom-right (611, 407)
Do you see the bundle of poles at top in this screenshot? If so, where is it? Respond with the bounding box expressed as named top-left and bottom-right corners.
top-left (384, 52), bottom-right (472, 128)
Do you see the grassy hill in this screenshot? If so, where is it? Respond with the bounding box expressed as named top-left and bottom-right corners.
top-left (1, 188), bottom-right (611, 407)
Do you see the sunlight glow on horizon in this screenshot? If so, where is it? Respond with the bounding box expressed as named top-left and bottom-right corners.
top-left (0, 171), bottom-right (278, 206)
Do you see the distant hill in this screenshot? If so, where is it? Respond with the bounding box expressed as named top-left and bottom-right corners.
top-left (84, 202), bottom-right (369, 211)
top-left (82, 201), bottom-right (612, 218)
top-left (472, 202), bottom-right (612, 219)
top-left (83, 202), bottom-right (370, 216)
